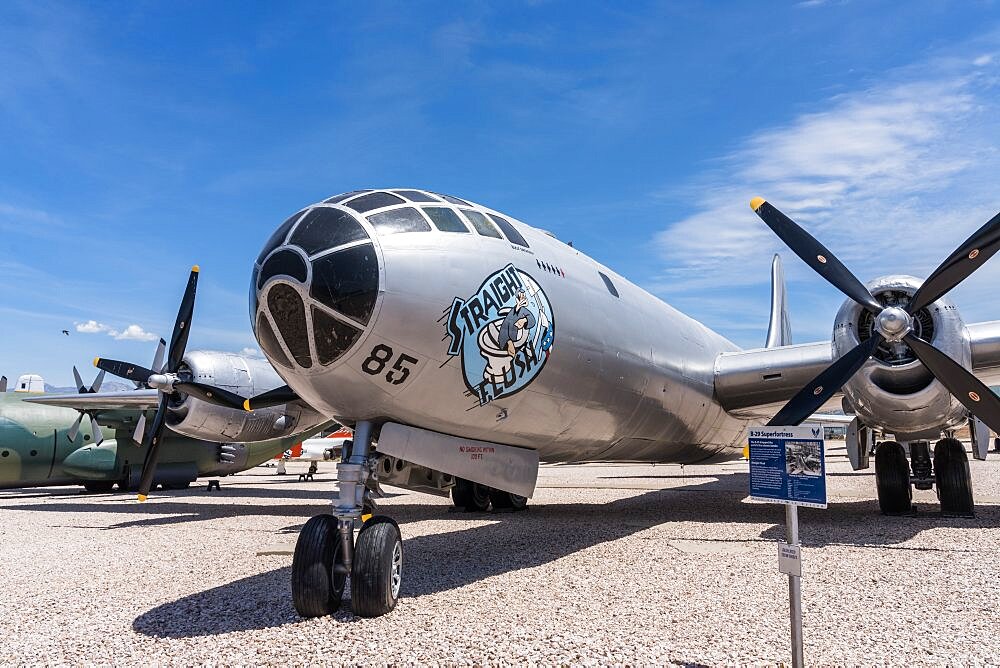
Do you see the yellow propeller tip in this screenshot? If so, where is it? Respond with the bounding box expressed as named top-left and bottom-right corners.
top-left (137, 494), bottom-right (147, 502)
top-left (750, 197), bottom-right (766, 211)
top-left (191, 265), bottom-right (200, 273)
top-left (93, 357), bottom-right (101, 367)
top-left (361, 513), bottom-right (373, 523)
top-left (243, 399), bottom-right (252, 412)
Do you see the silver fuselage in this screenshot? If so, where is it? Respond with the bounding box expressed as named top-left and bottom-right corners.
top-left (254, 192), bottom-right (750, 463)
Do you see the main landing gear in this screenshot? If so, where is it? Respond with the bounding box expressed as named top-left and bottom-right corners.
top-left (873, 438), bottom-right (974, 517)
top-left (291, 421), bottom-right (403, 618)
top-left (452, 477), bottom-right (527, 512)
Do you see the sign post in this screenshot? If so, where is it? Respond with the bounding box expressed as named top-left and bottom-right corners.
top-left (748, 425), bottom-right (827, 668)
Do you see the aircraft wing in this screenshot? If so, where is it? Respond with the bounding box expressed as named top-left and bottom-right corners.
top-left (715, 321), bottom-right (1000, 421)
top-left (24, 389), bottom-right (160, 411)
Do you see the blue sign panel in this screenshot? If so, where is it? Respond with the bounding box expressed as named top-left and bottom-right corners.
top-left (748, 426), bottom-right (827, 509)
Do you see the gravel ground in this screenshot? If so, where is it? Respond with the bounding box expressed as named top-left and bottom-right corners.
top-left (1, 442), bottom-right (999, 666)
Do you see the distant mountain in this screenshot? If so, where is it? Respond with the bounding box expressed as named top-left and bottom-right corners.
top-left (43, 381), bottom-right (136, 394)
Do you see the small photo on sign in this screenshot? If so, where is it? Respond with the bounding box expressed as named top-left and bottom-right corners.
top-left (785, 440), bottom-right (822, 477)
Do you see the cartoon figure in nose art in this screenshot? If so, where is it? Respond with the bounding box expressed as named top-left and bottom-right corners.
top-left (498, 290), bottom-right (536, 357)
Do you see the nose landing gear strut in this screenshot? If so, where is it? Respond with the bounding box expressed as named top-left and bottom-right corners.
top-left (291, 421), bottom-right (403, 618)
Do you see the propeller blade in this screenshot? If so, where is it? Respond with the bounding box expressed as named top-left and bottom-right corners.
top-left (903, 333), bottom-right (1000, 434)
top-left (94, 357), bottom-right (153, 384)
top-left (90, 414), bottom-right (104, 446)
top-left (137, 394), bottom-right (169, 501)
top-left (175, 380), bottom-right (246, 410)
top-left (133, 412), bottom-right (147, 444)
top-left (907, 210), bottom-right (1000, 314)
top-left (243, 384), bottom-right (300, 411)
top-left (151, 338), bottom-right (166, 374)
top-left (750, 198), bottom-right (882, 313)
top-left (767, 334), bottom-right (883, 427)
top-left (167, 267), bottom-right (199, 372)
top-left (73, 366), bottom-right (86, 393)
top-left (90, 369), bottom-right (106, 393)
top-left (67, 412), bottom-right (84, 442)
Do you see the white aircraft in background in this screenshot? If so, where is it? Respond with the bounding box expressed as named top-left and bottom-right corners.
top-left (87, 188), bottom-right (1000, 619)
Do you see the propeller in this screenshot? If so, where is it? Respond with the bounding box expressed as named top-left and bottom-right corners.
top-left (93, 267), bottom-right (210, 500)
top-left (751, 198), bottom-right (1000, 431)
top-left (67, 366), bottom-right (106, 445)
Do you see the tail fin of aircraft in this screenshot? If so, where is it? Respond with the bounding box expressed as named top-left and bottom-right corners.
top-left (765, 254), bottom-right (792, 348)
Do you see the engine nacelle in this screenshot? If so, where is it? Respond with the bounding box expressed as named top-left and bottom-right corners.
top-left (165, 350), bottom-right (326, 443)
top-left (834, 275), bottom-right (970, 440)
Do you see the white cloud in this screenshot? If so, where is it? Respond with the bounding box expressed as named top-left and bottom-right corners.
top-left (75, 320), bottom-right (157, 341)
top-left (974, 54), bottom-right (994, 66)
top-left (240, 347), bottom-right (263, 358)
top-left (651, 47), bottom-right (1000, 344)
top-left (114, 324), bottom-right (157, 341)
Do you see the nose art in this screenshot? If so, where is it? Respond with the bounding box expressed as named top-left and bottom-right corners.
top-left (252, 204), bottom-right (380, 370)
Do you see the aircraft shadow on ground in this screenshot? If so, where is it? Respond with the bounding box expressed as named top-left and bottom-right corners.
top-left (129, 474), bottom-right (1000, 637)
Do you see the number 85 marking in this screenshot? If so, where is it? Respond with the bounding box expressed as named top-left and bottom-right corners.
top-left (361, 344), bottom-right (420, 386)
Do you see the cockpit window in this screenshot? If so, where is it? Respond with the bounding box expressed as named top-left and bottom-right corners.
top-left (599, 271), bottom-right (619, 298)
top-left (256, 314), bottom-right (292, 369)
top-left (324, 190), bottom-right (371, 203)
top-left (422, 207), bottom-right (470, 233)
top-left (392, 190), bottom-right (441, 203)
top-left (346, 191), bottom-right (405, 213)
top-left (258, 248), bottom-right (308, 288)
top-left (435, 193), bottom-right (472, 206)
top-left (310, 244), bottom-right (379, 324)
top-left (257, 210), bottom-right (305, 264)
top-left (289, 207), bottom-right (367, 256)
top-left (312, 307), bottom-right (363, 365)
top-left (266, 284), bottom-right (312, 368)
top-left (367, 207), bottom-right (432, 235)
top-left (488, 213), bottom-right (530, 247)
top-left (460, 210), bottom-right (503, 239)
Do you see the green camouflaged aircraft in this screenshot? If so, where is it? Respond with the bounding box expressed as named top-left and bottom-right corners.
top-left (0, 373), bottom-right (324, 492)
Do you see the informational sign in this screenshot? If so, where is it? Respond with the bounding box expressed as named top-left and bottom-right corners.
top-left (778, 543), bottom-right (802, 577)
top-left (748, 426), bottom-right (827, 509)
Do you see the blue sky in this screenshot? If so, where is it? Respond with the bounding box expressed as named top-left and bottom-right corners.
top-left (2, 1), bottom-right (1000, 386)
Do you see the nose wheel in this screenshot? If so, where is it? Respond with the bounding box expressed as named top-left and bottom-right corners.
top-left (291, 421), bottom-right (403, 619)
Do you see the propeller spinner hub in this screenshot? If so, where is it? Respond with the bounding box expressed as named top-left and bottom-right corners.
top-left (874, 306), bottom-right (912, 342)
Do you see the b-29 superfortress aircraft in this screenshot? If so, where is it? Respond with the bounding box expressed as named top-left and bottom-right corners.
top-left (88, 189), bottom-right (1000, 619)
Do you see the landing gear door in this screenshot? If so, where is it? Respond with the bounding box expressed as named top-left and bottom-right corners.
top-left (969, 416), bottom-right (990, 461)
top-left (845, 417), bottom-right (872, 471)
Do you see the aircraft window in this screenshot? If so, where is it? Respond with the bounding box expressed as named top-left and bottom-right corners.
top-left (435, 193), bottom-right (472, 206)
top-left (488, 214), bottom-right (530, 247)
top-left (392, 190), bottom-right (441, 202)
top-left (257, 313), bottom-right (292, 369)
top-left (257, 210), bottom-right (306, 264)
top-left (267, 284), bottom-right (312, 368)
top-left (461, 210), bottom-right (503, 239)
top-left (289, 207), bottom-right (367, 256)
top-left (312, 307), bottom-right (363, 365)
top-left (258, 249), bottom-right (308, 289)
top-left (422, 207), bottom-right (470, 233)
top-left (599, 272), bottom-right (620, 298)
top-left (324, 190), bottom-right (371, 204)
top-left (367, 207), bottom-right (432, 235)
top-left (346, 191), bottom-right (405, 213)
top-left (310, 244), bottom-right (379, 324)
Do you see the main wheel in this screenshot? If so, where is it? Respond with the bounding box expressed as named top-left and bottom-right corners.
top-left (874, 441), bottom-right (912, 515)
top-left (488, 488), bottom-right (528, 511)
top-left (934, 438), bottom-right (974, 517)
top-left (452, 478), bottom-right (491, 512)
top-left (291, 514), bottom-right (347, 617)
top-left (83, 481), bottom-right (115, 493)
top-left (351, 517), bottom-right (402, 618)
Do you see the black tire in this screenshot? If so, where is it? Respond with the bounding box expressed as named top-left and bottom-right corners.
top-left (934, 438), bottom-right (974, 517)
top-left (488, 488), bottom-right (528, 511)
top-left (453, 478), bottom-right (491, 512)
top-left (351, 517), bottom-right (402, 618)
top-left (83, 481), bottom-right (115, 493)
top-left (291, 514), bottom-right (346, 617)
top-left (874, 441), bottom-right (912, 515)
